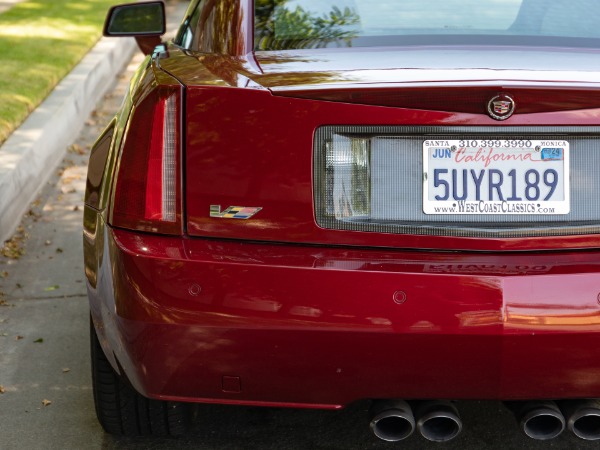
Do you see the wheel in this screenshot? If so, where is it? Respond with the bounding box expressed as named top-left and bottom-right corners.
top-left (90, 317), bottom-right (192, 436)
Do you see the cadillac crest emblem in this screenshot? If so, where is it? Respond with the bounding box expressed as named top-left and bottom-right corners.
top-left (487, 94), bottom-right (515, 121)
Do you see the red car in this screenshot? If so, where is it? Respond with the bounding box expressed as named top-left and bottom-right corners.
top-left (85, 0), bottom-right (600, 442)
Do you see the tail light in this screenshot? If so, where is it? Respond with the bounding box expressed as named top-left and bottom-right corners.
top-left (110, 85), bottom-right (182, 234)
top-left (324, 134), bottom-right (371, 220)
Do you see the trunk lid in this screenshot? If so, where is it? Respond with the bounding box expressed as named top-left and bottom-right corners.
top-left (158, 46), bottom-right (600, 251)
top-left (250, 46), bottom-right (600, 113)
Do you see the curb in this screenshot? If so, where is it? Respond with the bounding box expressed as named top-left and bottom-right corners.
top-left (0, 36), bottom-right (137, 244)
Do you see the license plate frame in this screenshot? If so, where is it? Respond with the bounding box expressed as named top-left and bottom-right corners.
top-left (422, 139), bottom-right (570, 215)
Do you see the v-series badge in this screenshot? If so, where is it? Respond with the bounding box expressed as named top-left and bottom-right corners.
top-left (210, 205), bottom-right (262, 219)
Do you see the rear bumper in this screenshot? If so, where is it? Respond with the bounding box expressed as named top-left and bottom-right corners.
top-left (88, 226), bottom-right (600, 408)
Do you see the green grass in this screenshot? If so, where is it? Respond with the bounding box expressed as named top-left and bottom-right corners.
top-left (0, 0), bottom-right (121, 144)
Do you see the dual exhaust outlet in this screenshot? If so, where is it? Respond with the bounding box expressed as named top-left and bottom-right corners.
top-left (369, 399), bottom-right (600, 442)
top-left (512, 399), bottom-right (600, 441)
top-left (369, 399), bottom-right (461, 442)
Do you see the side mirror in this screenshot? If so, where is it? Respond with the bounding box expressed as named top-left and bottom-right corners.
top-left (103, 1), bottom-right (166, 55)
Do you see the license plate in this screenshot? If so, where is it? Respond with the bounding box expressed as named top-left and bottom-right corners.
top-left (423, 139), bottom-right (570, 215)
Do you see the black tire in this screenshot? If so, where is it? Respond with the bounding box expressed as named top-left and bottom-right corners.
top-left (90, 317), bottom-right (192, 436)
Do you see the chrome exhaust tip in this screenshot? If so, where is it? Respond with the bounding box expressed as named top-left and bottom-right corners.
top-left (561, 399), bottom-right (600, 440)
top-left (514, 401), bottom-right (565, 440)
top-left (369, 399), bottom-right (415, 442)
top-left (415, 400), bottom-right (462, 442)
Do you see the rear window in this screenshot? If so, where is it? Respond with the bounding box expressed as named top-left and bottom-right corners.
top-left (254, 0), bottom-right (600, 50)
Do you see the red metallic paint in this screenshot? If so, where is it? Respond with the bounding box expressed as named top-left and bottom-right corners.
top-left (87, 226), bottom-right (600, 407)
top-left (272, 86), bottom-right (600, 115)
top-left (86, 0), bottom-right (600, 417)
top-left (182, 83), bottom-right (600, 251)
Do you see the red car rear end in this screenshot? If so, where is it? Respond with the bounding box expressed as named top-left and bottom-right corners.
top-left (85, 0), bottom-right (600, 442)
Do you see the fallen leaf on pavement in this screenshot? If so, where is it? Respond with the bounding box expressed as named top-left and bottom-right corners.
top-left (68, 144), bottom-right (86, 155)
top-left (1, 227), bottom-right (27, 259)
top-left (26, 209), bottom-right (41, 220)
top-left (62, 368), bottom-right (70, 373)
top-left (44, 285), bottom-right (59, 291)
top-left (15, 335), bottom-right (23, 341)
top-left (42, 399), bottom-right (52, 407)
top-left (34, 338), bottom-right (44, 343)
top-left (0, 385), bottom-right (5, 394)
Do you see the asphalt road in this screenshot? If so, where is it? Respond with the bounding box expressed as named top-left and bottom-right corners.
top-left (0, 23), bottom-right (599, 450)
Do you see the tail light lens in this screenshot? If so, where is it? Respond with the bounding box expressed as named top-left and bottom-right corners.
top-left (324, 135), bottom-right (371, 220)
top-left (110, 86), bottom-right (182, 234)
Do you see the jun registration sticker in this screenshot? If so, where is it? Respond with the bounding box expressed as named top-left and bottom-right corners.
top-left (422, 139), bottom-right (570, 215)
